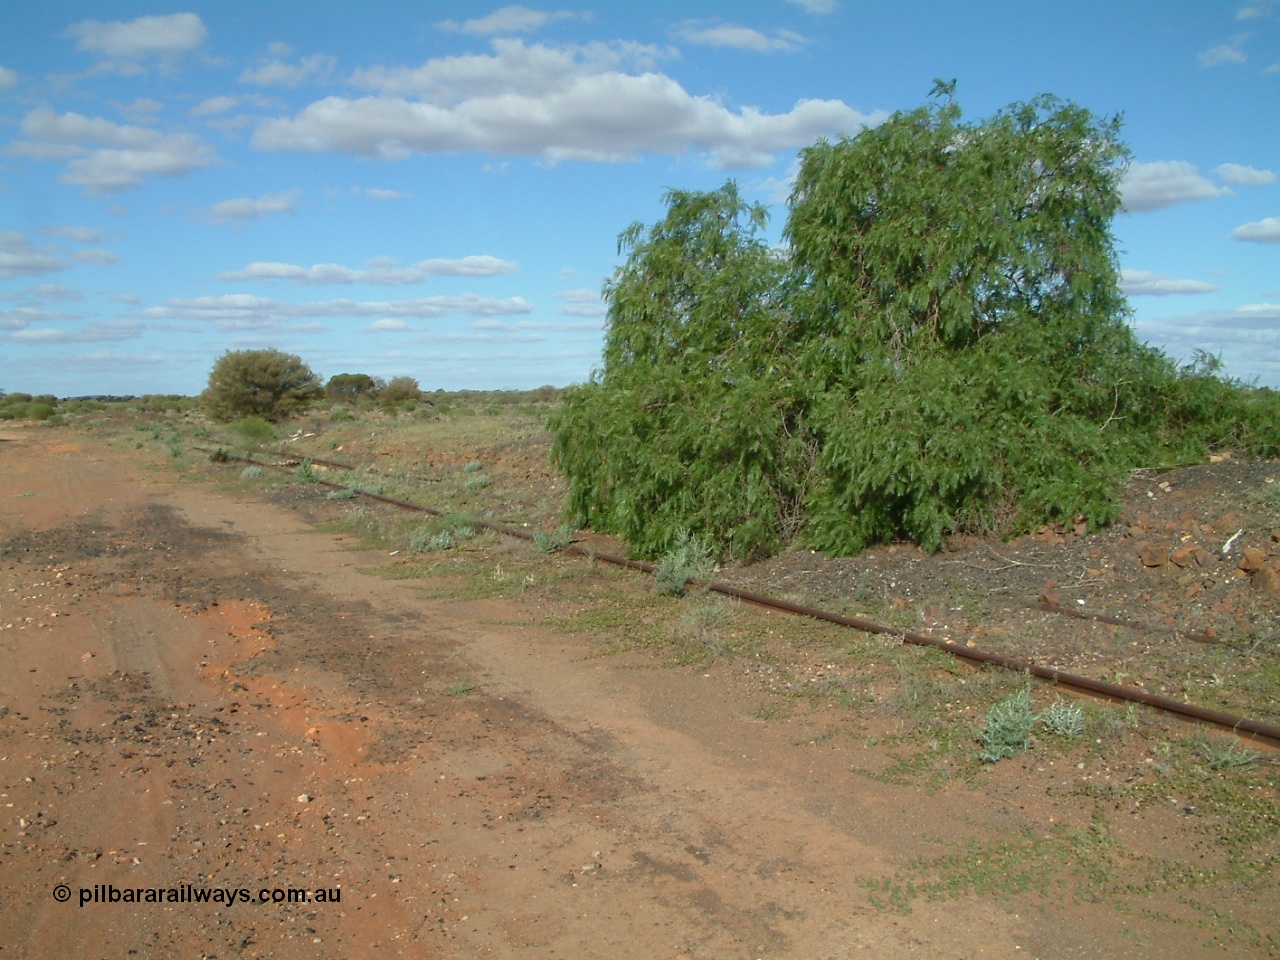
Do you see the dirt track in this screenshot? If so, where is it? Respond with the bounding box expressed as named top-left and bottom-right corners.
top-left (0, 430), bottom-right (1273, 959)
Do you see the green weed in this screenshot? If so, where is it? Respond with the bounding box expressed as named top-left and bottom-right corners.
top-left (655, 529), bottom-right (713, 596)
top-left (981, 685), bottom-right (1036, 762)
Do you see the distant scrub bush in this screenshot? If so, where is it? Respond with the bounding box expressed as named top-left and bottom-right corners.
top-left (378, 376), bottom-right (421, 408)
top-left (202, 349), bottom-right (322, 423)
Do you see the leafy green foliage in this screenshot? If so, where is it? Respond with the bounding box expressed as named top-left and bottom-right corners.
top-left (325, 372), bottom-right (380, 402)
top-left (551, 87), bottom-right (1280, 559)
top-left (981, 685), bottom-right (1036, 762)
top-left (550, 183), bottom-right (802, 559)
top-left (654, 529), bottom-right (714, 596)
top-left (232, 415), bottom-right (275, 441)
top-left (1040, 700), bottom-right (1085, 738)
top-left (202, 349), bottom-right (322, 423)
top-left (532, 523), bottom-right (574, 554)
top-left (378, 376), bottom-right (421, 408)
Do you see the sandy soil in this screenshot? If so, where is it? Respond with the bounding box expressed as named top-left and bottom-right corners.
top-left (0, 428), bottom-right (1275, 959)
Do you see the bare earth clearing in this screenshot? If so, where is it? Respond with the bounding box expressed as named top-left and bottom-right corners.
top-left (1, 420), bottom-right (1277, 959)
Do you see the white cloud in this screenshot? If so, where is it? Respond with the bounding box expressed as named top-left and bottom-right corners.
top-left (117, 98), bottom-right (164, 122)
top-left (1216, 162), bottom-right (1277, 185)
top-left (29, 284), bottom-right (84, 301)
top-left (0, 231), bottom-right (65, 279)
top-left (471, 317), bottom-right (601, 333)
top-left (140, 293), bottom-right (534, 328)
top-left (42, 225), bottom-right (107, 243)
top-left (1135, 302), bottom-right (1280, 385)
top-left (1237, 1), bottom-right (1277, 19)
top-left (7, 320), bottom-right (144, 343)
top-left (1121, 160), bottom-right (1233, 212)
top-left (257, 40), bottom-right (880, 169)
top-left (206, 190), bottom-right (300, 223)
top-left (786, 0), bottom-right (839, 12)
top-left (0, 66), bottom-right (19, 93)
top-left (437, 6), bottom-right (585, 35)
top-left (1231, 216), bottom-right (1280, 243)
top-left (12, 108), bottom-right (214, 193)
top-left (754, 156), bottom-right (802, 204)
top-left (370, 318), bottom-right (409, 331)
top-left (217, 255), bottom-right (517, 284)
top-left (1120, 269), bottom-right (1219, 296)
top-left (555, 288), bottom-right (605, 316)
top-left (0, 306), bottom-right (77, 329)
top-left (64, 13), bottom-right (207, 71)
top-left (353, 186), bottom-right (407, 199)
top-left (673, 21), bottom-right (807, 53)
top-left (73, 248), bottom-right (118, 266)
top-left (1198, 43), bottom-right (1248, 67)
top-left (240, 53), bottom-right (337, 88)
top-left (349, 39), bottom-right (668, 102)
top-left (191, 96), bottom-right (239, 117)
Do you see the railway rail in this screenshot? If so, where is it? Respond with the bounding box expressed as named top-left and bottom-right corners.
top-left (197, 445), bottom-right (1280, 748)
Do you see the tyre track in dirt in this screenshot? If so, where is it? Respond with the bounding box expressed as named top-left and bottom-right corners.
top-left (0, 431), bottom-right (1206, 958)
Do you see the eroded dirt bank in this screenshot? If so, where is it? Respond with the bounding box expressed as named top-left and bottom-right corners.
top-left (0, 431), bottom-right (1272, 959)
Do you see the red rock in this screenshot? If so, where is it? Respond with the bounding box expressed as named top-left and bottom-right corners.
top-left (1252, 564), bottom-right (1280, 599)
top-left (1213, 512), bottom-right (1240, 532)
top-left (1138, 544), bottom-right (1169, 568)
top-left (1170, 543), bottom-right (1200, 567)
top-left (1239, 547), bottom-right (1267, 572)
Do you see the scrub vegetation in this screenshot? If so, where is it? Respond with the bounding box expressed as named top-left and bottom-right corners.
top-left (549, 85), bottom-right (1280, 561)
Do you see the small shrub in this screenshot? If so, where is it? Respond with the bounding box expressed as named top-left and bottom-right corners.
top-left (326, 487), bottom-right (358, 500)
top-left (1039, 700), bottom-right (1085, 738)
top-left (295, 459), bottom-right (319, 483)
top-left (532, 524), bottom-right (574, 554)
top-left (232, 416), bottom-right (275, 441)
top-left (655, 529), bottom-right (714, 596)
top-left (463, 460), bottom-right (484, 473)
top-left (464, 473), bottom-right (492, 491)
top-left (240, 465), bottom-right (264, 480)
top-left (441, 513), bottom-right (479, 539)
top-left (445, 679), bottom-right (476, 697)
top-left (1197, 736), bottom-right (1261, 771)
top-left (409, 513), bottom-right (478, 551)
top-left (411, 529), bottom-right (455, 552)
top-left (209, 447), bottom-right (232, 463)
top-left (980, 685), bottom-right (1036, 762)
top-left (167, 439), bottom-right (183, 457)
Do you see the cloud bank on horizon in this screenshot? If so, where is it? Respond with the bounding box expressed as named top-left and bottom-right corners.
top-left (0, 2), bottom-right (1277, 395)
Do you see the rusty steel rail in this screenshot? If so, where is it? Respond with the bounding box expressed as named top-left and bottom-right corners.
top-left (199, 446), bottom-right (1280, 747)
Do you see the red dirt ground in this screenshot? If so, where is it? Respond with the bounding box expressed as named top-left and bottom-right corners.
top-left (1, 427), bottom-right (1276, 959)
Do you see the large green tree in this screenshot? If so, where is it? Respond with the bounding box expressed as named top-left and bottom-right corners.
top-left (551, 88), bottom-right (1276, 559)
top-left (550, 184), bottom-right (808, 559)
top-left (202, 349), bottom-right (322, 422)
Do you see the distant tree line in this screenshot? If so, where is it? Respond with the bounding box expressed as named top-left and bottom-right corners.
top-left (200, 350), bottom-right (427, 422)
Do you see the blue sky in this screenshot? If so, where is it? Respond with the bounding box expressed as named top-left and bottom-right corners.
top-left (1, 1), bottom-right (1277, 397)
